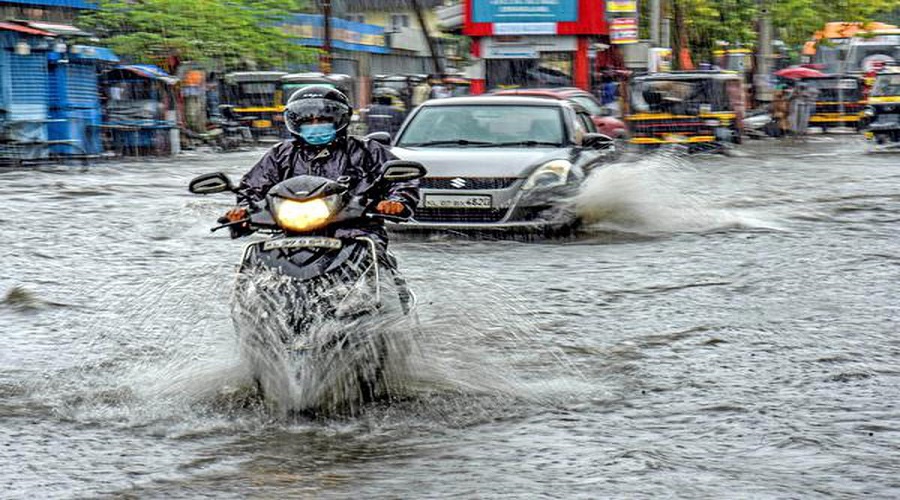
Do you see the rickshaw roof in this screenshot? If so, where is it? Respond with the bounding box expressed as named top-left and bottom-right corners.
top-left (281, 72), bottom-right (352, 83)
top-left (107, 64), bottom-right (178, 85)
top-left (224, 71), bottom-right (287, 83)
top-left (633, 71), bottom-right (743, 83)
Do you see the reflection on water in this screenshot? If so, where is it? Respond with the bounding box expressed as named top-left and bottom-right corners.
top-left (2, 143), bottom-right (899, 497)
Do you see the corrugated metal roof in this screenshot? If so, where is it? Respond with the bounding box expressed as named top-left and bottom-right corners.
top-left (0, 0), bottom-right (97, 9)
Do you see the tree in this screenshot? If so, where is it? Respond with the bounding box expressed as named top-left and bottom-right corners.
top-left (81, 0), bottom-right (319, 71)
top-left (667, 0), bottom-right (900, 63)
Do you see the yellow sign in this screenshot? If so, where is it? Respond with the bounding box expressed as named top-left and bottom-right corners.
top-left (607, 0), bottom-right (638, 13)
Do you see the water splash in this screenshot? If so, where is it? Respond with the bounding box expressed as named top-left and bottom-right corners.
top-left (575, 151), bottom-right (785, 235)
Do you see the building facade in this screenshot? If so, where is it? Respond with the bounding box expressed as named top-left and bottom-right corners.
top-left (462, 0), bottom-right (608, 93)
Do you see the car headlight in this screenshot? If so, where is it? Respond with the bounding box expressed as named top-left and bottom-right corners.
top-left (521, 159), bottom-right (572, 191)
top-left (272, 195), bottom-right (340, 232)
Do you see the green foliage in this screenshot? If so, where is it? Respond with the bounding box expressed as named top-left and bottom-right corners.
top-left (671, 0), bottom-right (900, 60)
top-left (81, 0), bottom-right (319, 71)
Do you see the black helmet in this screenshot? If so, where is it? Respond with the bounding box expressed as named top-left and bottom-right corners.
top-left (284, 85), bottom-right (352, 139)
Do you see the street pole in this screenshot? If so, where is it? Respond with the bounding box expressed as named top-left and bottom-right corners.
top-left (650, 0), bottom-right (661, 47)
top-left (320, 0), bottom-right (333, 74)
top-left (754, 0), bottom-right (773, 105)
top-left (411, 0), bottom-right (445, 76)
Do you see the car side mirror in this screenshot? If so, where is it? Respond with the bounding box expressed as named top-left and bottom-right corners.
top-left (582, 133), bottom-right (615, 150)
top-left (366, 131), bottom-right (392, 145)
top-left (381, 160), bottom-right (427, 182)
top-left (189, 172), bottom-right (235, 194)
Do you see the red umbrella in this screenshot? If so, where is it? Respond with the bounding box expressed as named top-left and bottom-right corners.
top-left (774, 66), bottom-right (826, 80)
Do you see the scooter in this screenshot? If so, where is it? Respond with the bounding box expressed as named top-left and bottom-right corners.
top-left (188, 160), bottom-right (426, 413)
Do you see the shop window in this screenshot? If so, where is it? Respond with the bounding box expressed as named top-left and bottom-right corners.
top-left (485, 52), bottom-right (574, 90)
top-left (391, 14), bottom-right (410, 31)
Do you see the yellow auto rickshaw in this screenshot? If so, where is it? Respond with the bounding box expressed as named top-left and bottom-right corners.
top-left (222, 71), bottom-right (288, 140)
top-left (863, 67), bottom-right (900, 149)
top-left (794, 75), bottom-right (865, 131)
top-left (626, 71), bottom-right (745, 151)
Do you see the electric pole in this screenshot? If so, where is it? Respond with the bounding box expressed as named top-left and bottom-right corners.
top-left (320, 0), bottom-right (333, 74)
top-left (411, 0), bottom-right (445, 76)
top-left (754, 0), bottom-right (773, 104)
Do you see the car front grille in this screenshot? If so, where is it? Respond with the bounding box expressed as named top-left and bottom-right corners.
top-left (412, 207), bottom-right (509, 223)
top-left (420, 177), bottom-right (519, 190)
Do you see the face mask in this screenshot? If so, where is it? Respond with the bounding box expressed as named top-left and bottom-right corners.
top-left (300, 123), bottom-right (337, 145)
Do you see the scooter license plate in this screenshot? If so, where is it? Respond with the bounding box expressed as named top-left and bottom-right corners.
top-left (252, 119), bottom-right (272, 129)
top-left (263, 237), bottom-right (342, 251)
top-left (424, 194), bottom-right (492, 209)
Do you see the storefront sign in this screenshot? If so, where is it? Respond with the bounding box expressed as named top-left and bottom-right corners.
top-left (607, 0), bottom-right (638, 13)
top-left (472, 0), bottom-right (578, 24)
top-left (493, 22), bottom-right (558, 35)
top-left (282, 14), bottom-right (388, 54)
top-left (481, 35), bottom-right (576, 58)
top-left (484, 46), bottom-right (539, 59)
top-left (610, 17), bottom-right (638, 44)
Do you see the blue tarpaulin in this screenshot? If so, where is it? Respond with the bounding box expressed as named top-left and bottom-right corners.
top-left (1, 0), bottom-right (97, 9)
top-left (114, 64), bottom-right (179, 85)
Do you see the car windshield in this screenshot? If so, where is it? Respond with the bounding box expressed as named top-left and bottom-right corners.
top-left (397, 105), bottom-right (565, 147)
top-left (569, 95), bottom-right (603, 115)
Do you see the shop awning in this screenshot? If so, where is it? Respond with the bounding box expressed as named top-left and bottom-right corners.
top-left (0, 21), bottom-right (55, 36)
top-left (114, 64), bottom-right (180, 85)
top-left (18, 21), bottom-right (92, 36)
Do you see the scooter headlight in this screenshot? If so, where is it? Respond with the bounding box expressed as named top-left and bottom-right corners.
top-left (864, 106), bottom-right (875, 118)
top-left (272, 195), bottom-right (340, 232)
top-left (522, 159), bottom-right (572, 191)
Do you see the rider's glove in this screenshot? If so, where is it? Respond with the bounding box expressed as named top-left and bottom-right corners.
top-left (223, 206), bottom-right (250, 239)
top-left (376, 200), bottom-right (406, 216)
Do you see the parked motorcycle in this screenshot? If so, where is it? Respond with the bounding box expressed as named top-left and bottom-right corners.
top-left (188, 160), bottom-right (426, 413)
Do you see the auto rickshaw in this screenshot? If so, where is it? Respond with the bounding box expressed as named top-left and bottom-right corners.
top-left (863, 68), bottom-right (900, 149)
top-left (221, 71), bottom-right (287, 141)
top-left (792, 75), bottom-right (865, 131)
top-left (625, 71), bottom-right (745, 151)
top-left (281, 72), bottom-right (355, 104)
top-left (371, 74), bottom-right (422, 111)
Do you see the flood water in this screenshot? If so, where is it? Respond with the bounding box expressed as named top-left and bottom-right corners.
top-left (2, 137), bottom-right (899, 498)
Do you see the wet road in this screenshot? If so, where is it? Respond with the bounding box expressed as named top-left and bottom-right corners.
top-left (2, 137), bottom-right (899, 498)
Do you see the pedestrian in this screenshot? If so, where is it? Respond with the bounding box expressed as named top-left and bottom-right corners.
top-left (789, 82), bottom-right (818, 136)
top-left (429, 75), bottom-right (451, 99)
top-left (412, 77), bottom-right (432, 106)
top-left (771, 88), bottom-right (790, 137)
top-left (365, 92), bottom-right (406, 137)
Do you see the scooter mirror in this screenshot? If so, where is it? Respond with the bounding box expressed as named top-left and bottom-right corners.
top-left (189, 172), bottom-right (235, 194)
top-left (381, 160), bottom-right (426, 182)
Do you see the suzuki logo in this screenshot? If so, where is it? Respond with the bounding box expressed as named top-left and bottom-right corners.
top-left (450, 177), bottom-right (467, 188)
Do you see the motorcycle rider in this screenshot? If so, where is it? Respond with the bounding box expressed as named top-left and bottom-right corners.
top-left (224, 86), bottom-right (419, 243)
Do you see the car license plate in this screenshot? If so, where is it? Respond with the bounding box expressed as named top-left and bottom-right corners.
top-left (252, 119), bottom-right (272, 129)
top-left (424, 194), bottom-right (492, 209)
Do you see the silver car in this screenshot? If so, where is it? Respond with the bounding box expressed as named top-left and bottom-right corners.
top-left (387, 96), bottom-right (614, 233)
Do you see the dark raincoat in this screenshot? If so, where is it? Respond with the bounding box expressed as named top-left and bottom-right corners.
top-left (236, 136), bottom-right (419, 241)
